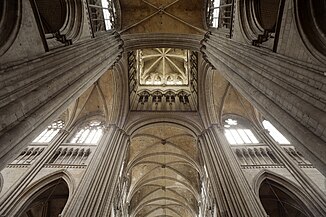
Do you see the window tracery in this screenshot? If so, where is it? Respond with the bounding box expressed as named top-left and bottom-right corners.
top-left (32, 120), bottom-right (64, 143)
top-left (87, 0), bottom-right (116, 33)
top-left (207, 0), bottom-right (234, 36)
top-left (259, 179), bottom-right (312, 217)
top-left (223, 118), bottom-right (260, 145)
top-left (70, 121), bottom-right (104, 144)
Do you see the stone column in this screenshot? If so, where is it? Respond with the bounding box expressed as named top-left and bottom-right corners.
top-left (257, 128), bottom-right (326, 216)
top-left (199, 125), bottom-right (266, 217)
top-left (62, 125), bottom-right (129, 217)
top-left (202, 32), bottom-right (326, 176)
top-left (0, 129), bottom-right (70, 216)
top-left (0, 33), bottom-right (123, 170)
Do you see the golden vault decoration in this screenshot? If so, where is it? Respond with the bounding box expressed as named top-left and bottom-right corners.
top-left (137, 48), bottom-right (190, 86)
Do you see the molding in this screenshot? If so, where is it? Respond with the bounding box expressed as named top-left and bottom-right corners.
top-left (3, 170), bottom-right (74, 217)
top-left (124, 112), bottom-right (204, 137)
top-left (121, 33), bottom-right (205, 52)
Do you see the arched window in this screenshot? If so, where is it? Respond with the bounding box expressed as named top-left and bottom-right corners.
top-left (19, 178), bottom-right (69, 217)
top-left (223, 117), bottom-right (260, 145)
top-left (70, 121), bottom-right (104, 144)
top-left (296, 0), bottom-right (326, 58)
top-left (240, 0), bottom-right (285, 50)
top-left (207, 0), bottom-right (234, 30)
top-left (259, 179), bottom-right (311, 217)
top-left (0, 0), bottom-right (20, 56)
top-left (262, 120), bottom-right (290, 144)
top-left (32, 120), bottom-right (65, 143)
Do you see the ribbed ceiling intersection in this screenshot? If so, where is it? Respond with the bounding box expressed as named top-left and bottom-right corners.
top-left (126, 124), bottom-right (201, 217)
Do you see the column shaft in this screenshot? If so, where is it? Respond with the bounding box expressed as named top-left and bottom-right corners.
top-left (199, 125), bottom-right (266, 217)
top-left (0, 33), bottom-right (123, 170)
top-left (202, 33), bottom-right (326, 175)
top-left (258, 129), bottom-right (326, 216)
top-left (63, 125), bottom-right (129, 217)
top-left (0, 130), bottom-right (69, 215)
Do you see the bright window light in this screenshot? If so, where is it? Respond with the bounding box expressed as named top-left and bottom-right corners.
top-left (230, 129), bottom-right (244, 144)
top-left (225, 129), bottom-right (236, 144)
top-left (70, 121), bottom-right (103, 144)
top-left (244, 129), bottom-right (259, 144)
top-left (237, 129), bottom-right (251, 143)
top-left (33, 120), bottom-right (64, 143)
top-left (223, 118), bottom-right (260, 145)
top-left (101, 0), bottom-right (112, 30)
top-left (225, 129), bottom-right (259, 145)
top-left (263, 120), bottom-right (290, 144)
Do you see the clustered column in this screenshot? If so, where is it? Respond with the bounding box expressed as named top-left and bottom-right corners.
top-left (0, 129), bottom-right (70, 216)
top-left (199, 124), bottom-right (266, 217)
top-left (257, 128), bottom-right (326, 216)
top-left (0, 33), bottom-right (123, 171)
top-left (62, 125), bottom-right (129, 217)
top-left (202, 32), bottom-right (326, 176)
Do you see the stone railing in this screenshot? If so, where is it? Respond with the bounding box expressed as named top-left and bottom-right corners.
top-left (8, 143), bottom-right (96, 168)
top-left (7, 145), bottom-right (46, 167)
top-left (231, 144), bottom-right (313, 168)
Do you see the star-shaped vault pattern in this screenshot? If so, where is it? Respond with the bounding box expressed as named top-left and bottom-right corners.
top-left (137, 48), bottom-right (189, 86)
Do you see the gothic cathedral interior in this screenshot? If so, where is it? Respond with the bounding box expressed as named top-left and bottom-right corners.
top-left (0, 0), bottom-right (326, 216)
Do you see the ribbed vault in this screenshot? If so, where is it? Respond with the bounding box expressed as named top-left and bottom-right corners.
top-left (138, 48), bottom-right (189, 86)
top-left (118, 0), bottom-right (206, 34)
top-left (126, 124), bottom-right (201, 217)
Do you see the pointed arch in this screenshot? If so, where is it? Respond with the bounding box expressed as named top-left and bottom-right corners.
top-left (10, 170), bottom-right (75, 217)
top-left (253, 169), bottom-right (316, 217)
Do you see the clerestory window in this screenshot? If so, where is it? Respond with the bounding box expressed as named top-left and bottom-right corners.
top-left (70, 121), bottom-right (104, 144)
top-left (88, 0), bottom-right (115, 33)
top-left (262, 120), bottom-right (290, 144)
top-left (223, 118), bottom-right (260, 145)
top-left (207, 0), bottom-right (234, 29)
top-left (32, 120), bottom-right (65, 143)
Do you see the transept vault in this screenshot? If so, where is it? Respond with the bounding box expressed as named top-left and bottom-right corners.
top-left (0, 0), bottom-right (326, 217)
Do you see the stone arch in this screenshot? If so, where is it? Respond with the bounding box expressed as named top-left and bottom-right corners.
top-left (222, 113), bottom-right (257, 130)
top-left (199, 66), bottom-right (229, 127)
top-left (239, 0), bottom-right (283, 48)
top-left (10, 170), bottom-right (74, 217)
top-left (125, 115), bottom-right (203, 137)
top-left (31, 0), bottom-right (83, 46)
top-left (253, 170), bottom-right (317, 217)
top-left (295, 0), bottom-right (326, 62)
top-left (125, 121), bottom-right (204, 217)
top-left (64, 63), bottom-right (128, 130)
top-left (34, 0), bottom-right (67, 34)
top-left (65, 114), bottom-right (106, 144)
top-left (0, 0), bottom-right (22, 56)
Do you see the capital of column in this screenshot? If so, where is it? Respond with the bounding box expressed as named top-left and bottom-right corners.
top-left (200, 123), bottom-right (223, 136)
top-left (103, 124), bottom-right (130, 138)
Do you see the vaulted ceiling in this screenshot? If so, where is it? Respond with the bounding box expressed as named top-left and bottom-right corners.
top-left (138, 48), bottom-right (189, 86)
top-left (126, 124), bottom-right (201, 217)
top-left (57, 3), bottom-right (258, 216)
top-left (118, 0), bottom-right (206, 34)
